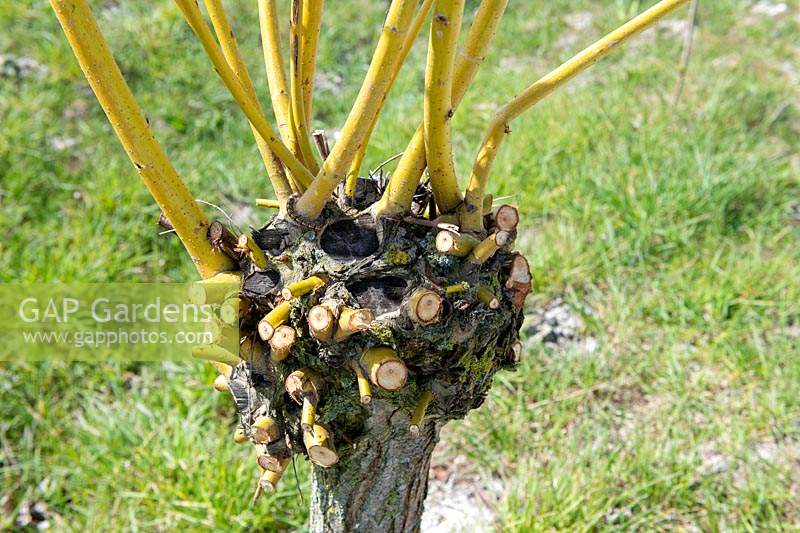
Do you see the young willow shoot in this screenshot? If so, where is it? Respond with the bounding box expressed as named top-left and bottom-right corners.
top-left (50, 0), bottom-right (691, 531)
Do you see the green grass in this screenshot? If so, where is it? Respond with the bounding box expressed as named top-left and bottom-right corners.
top-left (1, 0), bottom-right (798, 530)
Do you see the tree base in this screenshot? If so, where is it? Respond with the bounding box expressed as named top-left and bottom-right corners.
top-left (310, 399), bottom-right (439, 533)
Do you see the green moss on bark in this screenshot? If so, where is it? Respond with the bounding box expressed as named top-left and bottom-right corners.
top-left (221, 178), bottom-right (528, 532)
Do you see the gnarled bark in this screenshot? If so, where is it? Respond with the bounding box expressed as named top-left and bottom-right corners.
top-left (219, 178), bottom-right (525, 531)
top-left (310, 400), bottom-right (439, 533)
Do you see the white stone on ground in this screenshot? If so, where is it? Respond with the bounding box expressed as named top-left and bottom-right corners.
top-left (751, 2), bottom-right (789, 17)
top-left (422, 453), bottom-right (503, 532)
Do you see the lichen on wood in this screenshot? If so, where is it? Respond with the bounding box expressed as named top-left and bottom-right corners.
top-left (217, 174), bottom-right (526, 531)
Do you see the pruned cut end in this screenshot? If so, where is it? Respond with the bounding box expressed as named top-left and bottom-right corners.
top-left (415, 293), bottom-right (441, 322)
top-left (213, 374), bottom-right (230, 392)
top-left (219, 297), bottom-right (241, 325)
top-left (505, 253), bottom-right (532, 313)
top-left (285, 368), bottom-right (322, 403)
top-left (237, 233), bottom-right (269, 269)
top-left (307, 444), bottom-right (339, 467)
top-left (435, 231), bottom-right (454, 252)
top-left (257, 453), bottom-right (283, 472)
top-left (351, 361), bottom-right (373, 404)
top-left (510, 340), bottom-right (523, 364)
top-left (337, 307), bottom-right (375, 339)
top-left (362, 347), bottom-right (408, 391)
top-left (435, 230), bottom-right (477, 257)
top-left (208, 221), bottom-right (240, 259)
top-left (303, 424), bottom-right (339, 467)
top-left (258, 458), bottom-right (290, 491)
top-left (257, 320), bottom-right (275, 341)
top-left (308, 304), bottom-right (335, 341)
top-left (233, 427), bottom-right (248, 444)
top-left (492, 204), bottom-right (519, 232)
top-left (269, 325), bottom-right (296, 361)
top-left (476, 286), bottom-right (500, 309)
top-left (409, 390), bottom-right (433, 434)
top-left (259, 301), bottom-right (291, 341)
top-left (281, 275), bottom-right (327, 300)
top-left (284, 375), bottom-right (304, 399)
top-left (468, 232), bottom-right (503, 265)
top-left (347, 309), bottom-right (374, 331)
top-left (308, 305), bottom-right (333, 327)
top-left (252, 415), bottom-right (280, 444)
top-left (507, 254), bottom-right (532, 286)
top-left (407, 289), bottom-right (442, 325)
top-left (187, 283), bottom-right (206, 306)
top-left (495, 230), bottom-right (512, 247)
top-left (270, 325), bottom-right (296, 349)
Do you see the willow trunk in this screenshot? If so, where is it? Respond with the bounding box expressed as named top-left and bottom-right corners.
top-left (309, 400), bottom-right (439, 532)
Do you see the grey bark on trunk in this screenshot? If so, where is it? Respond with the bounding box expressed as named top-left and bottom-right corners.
top-left (309, 400), bottom-right (440, 533)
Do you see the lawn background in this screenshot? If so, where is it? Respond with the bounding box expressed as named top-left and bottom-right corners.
top-left (1, 0), bottom-right (798, 530)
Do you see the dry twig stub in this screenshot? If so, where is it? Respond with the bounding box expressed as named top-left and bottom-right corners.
top-left (212, 374), bottom-right (230, 392)
top-left (308, 304), bottom-right (336, 342)
top-left (490, 204), bottom-right (519, 232)
top-left (269, 325), bottom-right (296, 362)
top-left (361, 346), bottom-right (408, 392)
top-left (304, 424), bottom-right (339, 467)
top-left (406, 289), bottom-right (443, 325)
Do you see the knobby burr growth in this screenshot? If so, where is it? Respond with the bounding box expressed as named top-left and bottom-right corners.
top-left (50, 0), bottom-right (691, 530)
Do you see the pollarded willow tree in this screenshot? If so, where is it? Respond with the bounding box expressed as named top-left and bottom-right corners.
top-left (51, 0), bottom-right (690, 530)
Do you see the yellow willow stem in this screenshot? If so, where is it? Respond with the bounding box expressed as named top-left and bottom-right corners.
top-left (300, 0), bottom-right (324, 122)
top-left (375, 0), bottom-right (508, 217)
top-left (424, 0), bottom-right (466, 214)
top-left (409, 390), bottom-right (433, 434)
top-left (175, 0), bottom-right (314, 189)
top-left (451, 0), bottom-right (509, 100)
top-left (257, 0), bottom-right (295, 164)
top-left (460, 0), bottom-right (690, 231)
top-left (50, 0), bottom-right (233, 279)
top-left (351, 361), bottom-right (372, 404)
top-left (256, 198), bottom-right (281, 208)
top-left (344, 0), bottom-right (434, 197)
top-left (281, 275), bottom-right (327, 300)
top-left (295, 0), bottom-right (418, 221)
top-left (204, 0), bottom-right (292, 209)
top-left (445, 282), bottom-right (468, 294)
top-left (290, 0), bottom-right (320, 175)
top-left (342, 156), bottom-right (361, 199)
